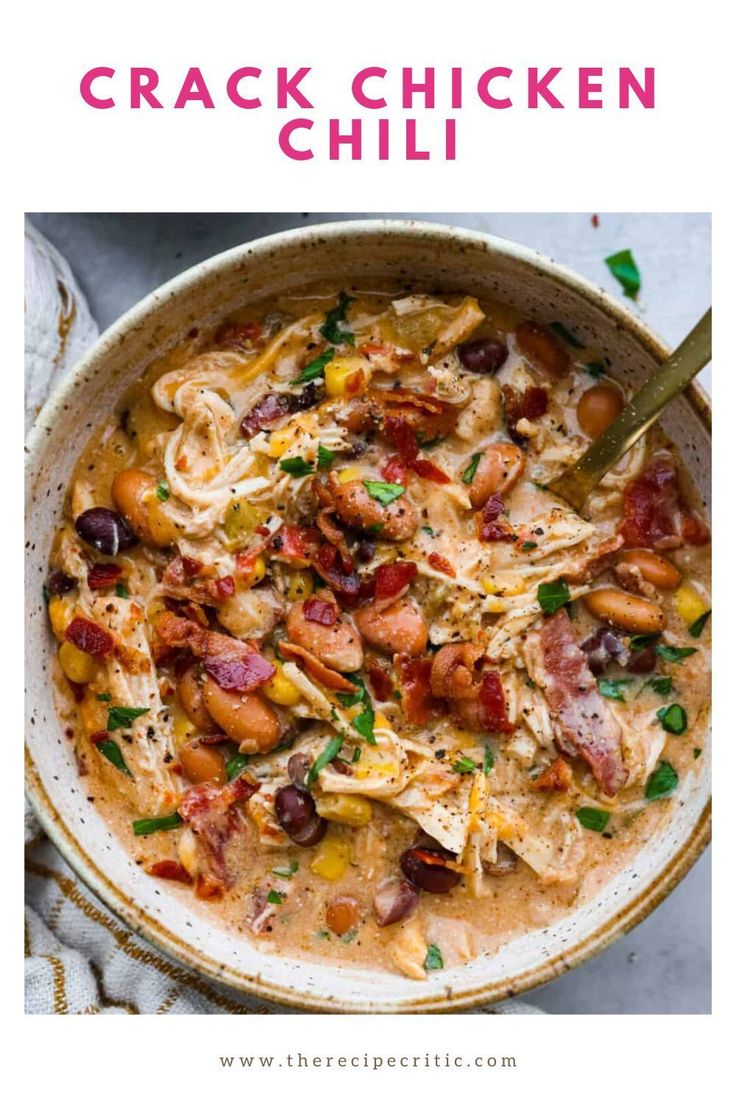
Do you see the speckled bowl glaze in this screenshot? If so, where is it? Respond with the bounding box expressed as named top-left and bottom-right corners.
top-left (25, 220), bottom-right (711, 1013)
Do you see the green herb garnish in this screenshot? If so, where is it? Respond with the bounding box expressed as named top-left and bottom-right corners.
top-left (521, 540), bottom-right (538, 551)
top-left (267, 890), bottom-right (283, 905)
top-left (156, 481), bottom-right (170, 502)
top-left (689, 610), bottom-right (711, 638)
top-left (483, 744), bottom-right (495, 775)
top-left (106, 705), bottom-right (149, 731)
top-left (362, 480), bottom-right (406, 507)
top-left (96, 739), bottom-right (133, 777)
top-left (424, 943), bottom-right (444, 971)
top-left (629, 632), bottom-right (661, 651)
top-left (461, 453), bottom-right (482, 484)
top-left (132, 811), bottom-right (183, 836)
top-left (576, 807), bottom-right (611, 832)
top-left (226, 752), bottom-right (250, 781)
top-left (537, 580), bottom-right (571, 615)
top-left (307, 735), bottom-right (344, 787)
top-left (645, 760), bottom-right (678, 801)
top-left (352, 746), bottom-right (362, 763)
top-left (320, 293), bottom-right (355, 347)
top-left (586, 361), bottom-right (606, 379)
top-left (657, 703), bottom-right (688, 735)
top-left (96, 693), bottom-right (112, 702)
top-left (656, 644), bottom-right (697, 664)
top-left (605, 249), bottom-right (641, 299)
top-left (421, 525), bottom-right (436, 537)
top-left (279, 456), bottom-right (314, 477)
top-left (598, 678), bottom-right (631, 702)
top-left (317, 445), bottom-right (334, 470)
top-left (452, 756), bottom-right (478, 774)
top-left (115, 581), bottom-right (129, 598)
top-left (292, 348), bottom-right (335, 386)
top-left (272, 861), bottom-right (299, 878)
top-left (645, 675), bottom-right (673, 697)
top-left (549, 321), bottom-right (584, 348)
top-left (339, 674), bottom-right (376, 744)
top-left (315, 929), bottom-right (330, 940)
top-left (341, 929), bottom-right (358, 943)
top-left (693, 748), bottom-right (702, 760)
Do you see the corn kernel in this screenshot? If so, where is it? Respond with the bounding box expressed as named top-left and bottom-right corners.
top-left (264, 666), bottom-right (301, 707)
top-left (373, 712), bottom-right (390, 730)
top-left (481, 573), bottom-right (525, 597)
top-left (337, 466), bottom-right (363, 484)
top-left (269, 428), bottom-right (296, 458)
top-left (48, 595), bottom-right (73, 637)
top-left (174, 715), bottom-right (196, 743)
top-left (316, 794), bottom-right (373, 827)
top-left (309, 836), bottom-right (351, 881)
top-left (146, 597), bottom-right (169, 625)
top-left (673, 583), bottom-right (709, 627)
top-left (286, 570), bottom-right (314, 602)
top-left (324, 357), bottom-right (371, 398)
top-left (240, 555), bottom-right (267, 588)
top-left (224, 499), bottom-right (268, 547)
top-left (58, 641), bottom-right (96, 684)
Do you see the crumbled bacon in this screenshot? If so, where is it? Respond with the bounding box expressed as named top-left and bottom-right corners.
top-left (148, 860), bottom-right (193, 886)
top-left (562, 535), bottom-right (624, 584)
top-left (396, 656), bottom-right (445, 725)
top-left (315, 508), bottom-right (353, 572)
top-left (409, 457), bottom-right (451, 483)
top-left (303, 597), bottom-right (337, 625)
top-left (430, 645), bottom-right (513, 734)
top-left (216, 320), bottom-right (263, 349)
top-left (478, 494), bottom-right (516, 542)
top-left (65, 616), bottom-right (114, 658)
top-left (312, 544), bottom-right (361, 603)
top-left (240, 392), bottom-right (291, 438)
top-left (531, 757), bottom-right (573, 793)
top-left (382, 416), bottom-right (450, 483)
top-left (366, 657), bottom-right (394, 701)
top-left (214, 575), bottom-right (236, 600)
top-left (181, 557), bottom-right (203, 577)
top-left (203, 652), bottom-right (275, 692)
top-left (381, 455), bottom-right (410, 485)
top-left (87, 563), bottom-right (123, 590)
top-left (154, 611), bottom-right (275, 692)
top-left (161, 557), bottom-right (235, 607)
top-left (278, 641), bottom-right (356, 692)
top-left (271, 524), bottom-right (321, 567)
top-left (502, 384), bottom-right (549, 438)
top-left (427, 552), bottom-right (455, 578)
top-left (526, 609), bottom-right (628, 796)
top-left (373, 561), bottom-right (418, 610)
top-left (618, 456), bottom-right (710, 551)
top-left (178, 774), bottom-right (260, 888)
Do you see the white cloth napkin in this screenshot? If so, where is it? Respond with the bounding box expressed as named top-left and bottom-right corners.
top-left (23, 220), bottom-right (542, 1015)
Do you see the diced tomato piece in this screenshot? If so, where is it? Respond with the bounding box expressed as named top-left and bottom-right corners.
top-left (65, 616), bottom-right (114, 658)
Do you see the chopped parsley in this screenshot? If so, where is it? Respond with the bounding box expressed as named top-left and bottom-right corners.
top-left (576, 807), bottom-right (611, 832)
top-left (320, 293), bottom-right (355, 347)
top-left (424, 944), bottom-right (444, 971)
top-left (629, 632), bottom-right (661, 652)
top-left (657, 702), bottom-right (688, 735)
top-left (267, 890), bottom-right (283, 905)
top-left (279, 456), bottom-right (314, 477)
top-left (605, 248), bottom-right (641, 299)
top-left (689, 610), bottom-right (711, 638)
top-left (156, 481), bottom-right (170, 502)
top-left (452, 756), bottom-right (478, 774)
top-left (337, 674), bottom-right (376, 744)
top-left (95, 739), bottom-right (133, 777)
top-left (422, 525), bottom-right (437, 537)
top-left (537, 580), bottom-right (571, 615)
top-left (272, 861), bottom-right (299, 878)
top-left (655, 644), bottom-right (697, 664)
top-left (586, 361), bottom-right (606, 379)
top-left (461, 452), bottom-right (482, 484)
top-left (598, 678), bottom-right (631, 702)
top-left (363, 480), bottom-right (406, 507)
top-left (106, 705), bottom-right (150, 731)
top-left (317, 445), bottom-right (334, 470)
top-left (645, 760), bottom-right (678, 801)
top-left (115, 581), bottom-right (129, 598)
top-left (693, 748), bottom-right (702, 760)
top-left (483, 744), bottom-right (495, 775)
top-left (307, 736), bottom-right (344, 787)
top-left (644, 675), bottom-right (673, 697)
top-left (292, 348), bottom-right (335, 385)
top-left (132, 811), bottom-right (183, 836)
top-left (521, 540), bottom-right (538, 551)
top-left (226, 753), bottom-right (250, 781)
top-left (341, 929), bottom-right (358, 944)
top-left (549, 321), bottom-right (584, 348)
top-left (96, 692), bottom-right (112, 702)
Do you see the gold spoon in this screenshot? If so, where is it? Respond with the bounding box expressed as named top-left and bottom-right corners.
top-left (548, 308), bottom-right (712, 512)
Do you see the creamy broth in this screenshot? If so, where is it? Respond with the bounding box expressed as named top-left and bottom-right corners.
top-left (47, 287), bottom-right (710, 980)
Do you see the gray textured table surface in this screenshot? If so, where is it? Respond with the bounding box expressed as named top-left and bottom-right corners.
top-left (28, 211), bottom-right (711, 1014)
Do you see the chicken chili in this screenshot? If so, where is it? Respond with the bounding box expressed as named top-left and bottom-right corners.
top-left (47, 288), bottom-right (711, 980)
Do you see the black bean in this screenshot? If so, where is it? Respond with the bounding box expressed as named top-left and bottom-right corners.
top-left (626, 645), bottom-right (657, 674)
top-left (75, 507), bottom-right (138, 556)
top-left (289, 382), bottom-right (321, 412)
top-left (458, 338), bottom-right (509, 375)
top-left (400, 846), bottom-right (461, 894)
top-left (373, 877), bottom-right (419, 927)
top-left (286, 753), bottom-right (311, 789)
top-left (355, 538), bottom-right (376, 563)
top-left (274, 784), bottom-right (326, 847)
top-left (46, 570), bottom-right (76, 597)
top-left (581, 627), bottom-right (628, 675)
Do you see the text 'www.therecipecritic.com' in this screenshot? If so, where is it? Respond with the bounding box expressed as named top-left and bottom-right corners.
top-left (218, 1052), bottom-right (519, 1071)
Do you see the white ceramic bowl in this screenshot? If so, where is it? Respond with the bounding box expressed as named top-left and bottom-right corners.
top-left (25, 220), bottom-right (711, 1012)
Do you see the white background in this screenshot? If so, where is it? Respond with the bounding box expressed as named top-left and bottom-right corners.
top-left (8, 0), bottom-right (732, 1099)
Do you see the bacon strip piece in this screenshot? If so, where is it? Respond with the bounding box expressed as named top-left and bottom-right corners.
top-left (161, 557), bottom-right (237, 607)
top-left (154, 611), bottom-right (275, 691)
top-left (278, 641), bottom-right (356, 693)
top-left (178, 773), bottom-right (260, 888)
top-left (618, 456), bottom-right (710, 550)
top-left (395, 656), bottom-right (445, 725)
top-left (477, 494), bottom-right (516, 543)
top-left (373, 561), bottom-right (418, 610)
top-left (525, 610), bottom-right (628, 796)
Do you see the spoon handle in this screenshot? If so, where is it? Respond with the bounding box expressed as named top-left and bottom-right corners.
top-left (548, 308), bottom-right (712, 512)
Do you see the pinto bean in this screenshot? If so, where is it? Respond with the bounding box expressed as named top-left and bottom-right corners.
top-left (331, 480), bottom-right (418, 542)
top-left (179, 740), bottom-right (227, 785)
top-left (286, 595), bottom-right (364, 672)
top-left (326, 896), bottom-right (360, 936)
top-left (515, 320), bottom-right (570, 377)
top-left (202, 677), bottom-right (281, 754)
top-left (468, 442), bottom-right (525, 508)
top-left (111, 468), bottom-right (176, 547)
top-left (619, 549), bottom-right (682, 590)
top-left (355, 597), bottom-right (428, 657)
top-left (177, 665), bottom-right (220, 733)
top-left (576, 384), bottom-right (624, 438)
top-left (584, 587), bottom-right (665, 634)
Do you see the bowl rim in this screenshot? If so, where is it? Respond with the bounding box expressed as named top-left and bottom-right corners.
top-left (24, 218), bottom-right (712, 1013)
